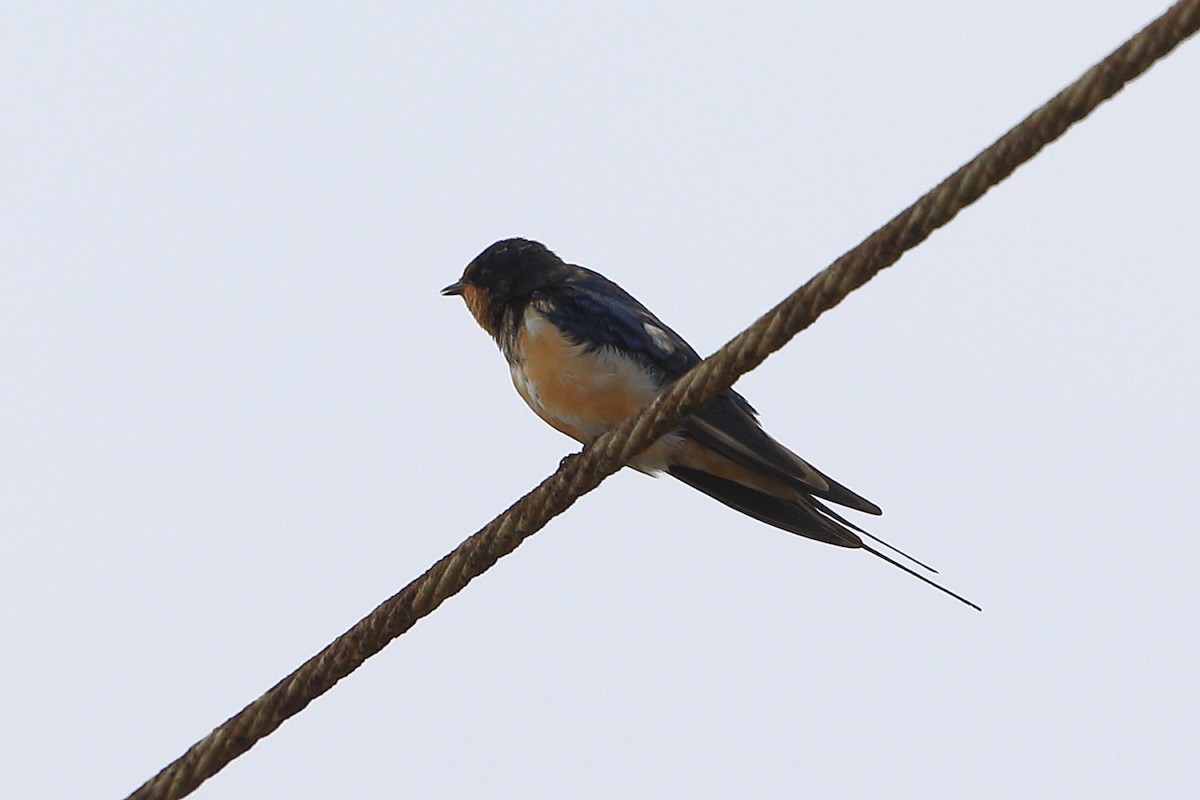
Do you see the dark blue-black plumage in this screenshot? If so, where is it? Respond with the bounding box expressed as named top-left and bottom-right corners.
top-left (535, 268), bottom-right (702, 378)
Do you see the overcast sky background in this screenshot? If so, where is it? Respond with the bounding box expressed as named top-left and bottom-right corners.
top-left (3, 3), bottom-right (1198, 798)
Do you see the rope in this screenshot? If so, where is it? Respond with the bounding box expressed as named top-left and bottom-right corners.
top-left (126, 3), bottom-right (1200, 798)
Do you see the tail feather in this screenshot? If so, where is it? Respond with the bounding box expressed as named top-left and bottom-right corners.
top-left (859, 544), bottom-right (981, 611)
top-left (809, 497), bottom-right (938, 573)
top-left (666, 465), bottom-right (980, 611)
top-left (667, 465), bottom-right (859, 548)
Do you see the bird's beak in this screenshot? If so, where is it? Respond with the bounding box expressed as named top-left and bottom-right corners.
top-left (441, 281), bottom-right (465, 296)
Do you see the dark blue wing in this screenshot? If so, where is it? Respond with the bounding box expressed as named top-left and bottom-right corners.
top-left (536, 264), bottom-right (880, 515)
top-left (535, 266), bottom-right (701, 379)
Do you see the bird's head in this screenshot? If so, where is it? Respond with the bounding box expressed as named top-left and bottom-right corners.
top-left (442, 238), bottom-right (570, 337)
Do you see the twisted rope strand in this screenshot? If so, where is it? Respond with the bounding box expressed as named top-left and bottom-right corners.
top-left (127, 3), bottom-right (1200, 798)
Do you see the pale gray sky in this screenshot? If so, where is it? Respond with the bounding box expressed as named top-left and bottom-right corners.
top-left (3, 4), bottom-right (1198, 798)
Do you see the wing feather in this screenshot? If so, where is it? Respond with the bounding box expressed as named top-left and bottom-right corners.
top-left (537, 265), bottom-right (881, 516)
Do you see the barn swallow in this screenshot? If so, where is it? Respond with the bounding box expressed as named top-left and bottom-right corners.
top-left (444, 238), bottom-right (978, 610)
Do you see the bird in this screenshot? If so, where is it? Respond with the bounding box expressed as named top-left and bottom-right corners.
top-left (443, 238), bottom-right (978, 610)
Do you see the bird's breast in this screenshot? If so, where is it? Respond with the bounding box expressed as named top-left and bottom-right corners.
top-left (509, 309), bottom-right (675, 469)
